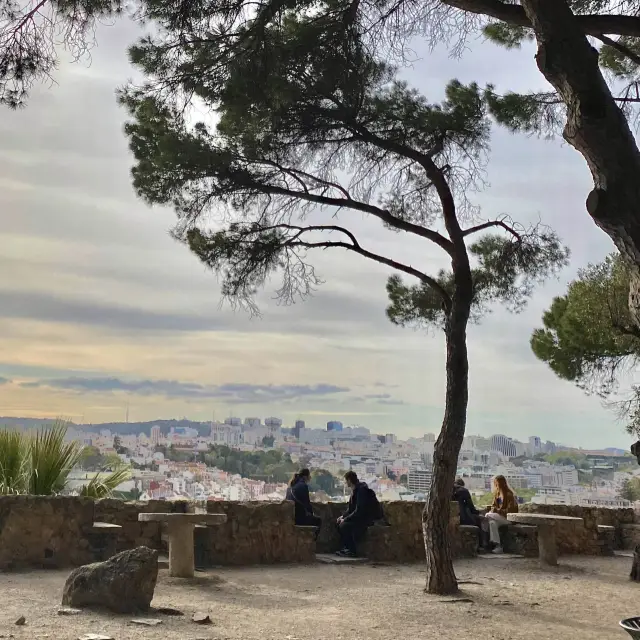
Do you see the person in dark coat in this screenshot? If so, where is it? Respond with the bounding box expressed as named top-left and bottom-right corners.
top-left (336, 471), bottom-right (376, 557)
top-left (286, 469), bottom-right (322, 538)
top-left (453, 477), bottom-right (480, 525)
top-left (452, 478), bottom-right (485, 551)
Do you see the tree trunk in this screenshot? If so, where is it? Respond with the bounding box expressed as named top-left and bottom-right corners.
top-left (423, 299), bottom-right (470, 595)
top-left (520, 0), bottom-right (640, 327)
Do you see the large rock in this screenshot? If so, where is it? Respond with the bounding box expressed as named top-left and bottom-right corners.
top-left (61, 546), bottom-right (158, 613)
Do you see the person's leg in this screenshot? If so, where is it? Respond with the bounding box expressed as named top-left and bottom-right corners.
top-left (309, 515), bottom-right (322, 541)
top-left (486, 513), bottom-right (508, 552)
top-left (474, 515), bottom-right (486, 551)
top-left (338, 520), bottom-right (357, 555)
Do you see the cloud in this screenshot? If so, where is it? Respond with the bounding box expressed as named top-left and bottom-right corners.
top-left (22, 376), bottom-right (350, 403)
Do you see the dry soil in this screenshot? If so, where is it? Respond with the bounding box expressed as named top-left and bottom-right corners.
top-left (0, 555), bottom-right (636, 640)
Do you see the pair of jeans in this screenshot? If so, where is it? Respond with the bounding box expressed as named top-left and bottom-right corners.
top-left (338, 519), bottom-right (369, 554)
top-left (484, 512), bottom-right (509, 545)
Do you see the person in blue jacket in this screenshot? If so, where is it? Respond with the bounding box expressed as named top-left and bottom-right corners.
top-left (286, 468), bottom-right (322, 538)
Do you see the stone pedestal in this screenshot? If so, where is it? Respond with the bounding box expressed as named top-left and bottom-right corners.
top-left (138, 512), bottom-right (227, 578)
top-left (537, 525), bottom-right (558, 567)
top-left (167, 521), bottom-right (196, 578)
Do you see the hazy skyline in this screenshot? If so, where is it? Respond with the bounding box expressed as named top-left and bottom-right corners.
top-left (0, 19), bottom-right (630, 449)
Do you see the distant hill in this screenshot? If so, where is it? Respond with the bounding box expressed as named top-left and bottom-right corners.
top-left (0, 417), bottom-right (212, 437)
top-left (0, 417), bottom-right (66, 429)
top-left (80, 419), bottom-right (211, 437)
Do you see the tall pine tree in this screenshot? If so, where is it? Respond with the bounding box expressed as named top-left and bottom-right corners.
top-left (115, 4), bottom-right (565, 593)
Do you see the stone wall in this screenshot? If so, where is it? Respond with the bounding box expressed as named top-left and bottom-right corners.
top-left (302, 500), bottom-right (475, 562)
top-left (0, 495), bottom-right (95, 569)
top-left (0, 495), bottom-right (636, 571)
top-left (520, 503), bottom-right (635, 554)
top-left (201, 501), bottom-right (316, 565)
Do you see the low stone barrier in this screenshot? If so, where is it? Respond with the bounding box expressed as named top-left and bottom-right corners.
top-left (0, 496), bottom-right (634, 570)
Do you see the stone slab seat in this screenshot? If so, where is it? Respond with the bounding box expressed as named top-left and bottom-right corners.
top-left (92, 522), bottom-right (122, 531)
top-left (621, 524), bottom-right (640, 551)
top-left (597, 524), bottom-right (616, 556)
top-left (88, 522), bottom-right (123, 562)
top-left (458, 525), bottom-right (480, 558)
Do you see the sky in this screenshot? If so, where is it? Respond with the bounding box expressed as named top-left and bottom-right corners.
top-left (0, 17), bottom-right (631, 449)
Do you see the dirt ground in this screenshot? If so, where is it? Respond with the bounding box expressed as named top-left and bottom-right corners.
top-left (0, 555), bottom-right (637, 640)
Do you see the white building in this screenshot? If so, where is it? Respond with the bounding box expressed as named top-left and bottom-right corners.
top-left (407, 470), bottom-right (432, 493)
top-left (150, 425), bottom-right (161, 445)
top-left (490, 434), bottom-right (517, 459)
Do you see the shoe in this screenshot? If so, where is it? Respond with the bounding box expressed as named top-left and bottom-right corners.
top-left (492, 546), bottom-right (504, 554)
top-left (336, 549), bottom-right (357, 558)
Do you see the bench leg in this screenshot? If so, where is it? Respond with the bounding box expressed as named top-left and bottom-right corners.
top-left (168, 522), bottom-right (196, 578)
top-left (538, 525), bottom-right (558, 567)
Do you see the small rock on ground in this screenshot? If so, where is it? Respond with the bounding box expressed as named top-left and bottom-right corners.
top-left (58, 607), bottom-right (82, 615)
top-left (130, 619), bottom-right (163, 626)
top-left (192, 612), bottom-right (212, 624)
top-left (15, 617), bottom-right (25, 626)
top-left (78, 635), bottom-right (114, 640)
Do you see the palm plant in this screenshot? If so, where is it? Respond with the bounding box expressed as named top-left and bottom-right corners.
top-left (28, 420), bottom-right (83, 495)
top-left (0, 429), bottom-right (27, 494)
top-left (79, 465), bottom-right (132, 498)
top-left (0, 420), bottom-right (132, 498)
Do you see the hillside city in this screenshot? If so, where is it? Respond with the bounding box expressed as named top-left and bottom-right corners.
top-left (11, 415), bottom-right (631, 508)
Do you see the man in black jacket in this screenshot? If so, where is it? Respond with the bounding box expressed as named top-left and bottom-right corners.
top-left (452, 477), bottom-right (485, 550)
top-left (336, 471), bottom-right (376, 557)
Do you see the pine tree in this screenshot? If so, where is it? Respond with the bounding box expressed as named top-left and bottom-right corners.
top-left (531, 253), bottom-right (640, 434)
top-left (112, 6), bottom-right (567, 592)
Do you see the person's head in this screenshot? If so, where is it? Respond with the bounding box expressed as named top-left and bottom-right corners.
top-left (344, 470), bottom-right (358, 489)
top-left (454, 478), bottom-right (465, 488)
top-left (493, 475), bottom-right (511, 496)
top-left (290, 468), bottom-right (311, 486)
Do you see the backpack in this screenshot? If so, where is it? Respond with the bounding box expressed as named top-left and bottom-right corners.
top-left (366, 486), bottom-right (385, 522)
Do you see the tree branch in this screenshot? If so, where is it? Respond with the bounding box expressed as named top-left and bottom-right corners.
top-left (246, 170), bottom-right (456, 255)
top-left (461, 218), bottom-right (522, 240)
top-left (595, 33), bottom-right (640, 68)
top-left (442, 0), bottom-right (640, 38)
top-left (256, 223), bottom-right (453, 309)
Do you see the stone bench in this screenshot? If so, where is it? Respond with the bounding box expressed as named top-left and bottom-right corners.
top-left (498, 523), bottom-right (538, 557)
top-left (458, 525), bottom-right (480, 558)
top-left (621, 524), bottom-right (640, 550)
top-left (597, 524), bottom-right (616, 556)
top-left (87, 522), bottom-right (122, 561)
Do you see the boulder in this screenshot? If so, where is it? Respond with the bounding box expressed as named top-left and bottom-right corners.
top-left (62, 546), bottom-right (158, 613)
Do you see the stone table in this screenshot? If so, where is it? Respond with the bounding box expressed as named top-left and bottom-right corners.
top-left (507, 513), bottom-right (583, 567)
top-left (138, 513), bottom-right (227, 577)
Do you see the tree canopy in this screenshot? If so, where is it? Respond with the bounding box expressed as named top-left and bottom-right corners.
top-left (531, 253), bottom-right (640, 434)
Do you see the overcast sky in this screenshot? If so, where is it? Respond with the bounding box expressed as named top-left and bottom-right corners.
top-left (0, 18), bottom-right (629, 449)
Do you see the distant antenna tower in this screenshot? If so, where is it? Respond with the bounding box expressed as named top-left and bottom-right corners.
top-left (125, 404), bottom-right (129, 423)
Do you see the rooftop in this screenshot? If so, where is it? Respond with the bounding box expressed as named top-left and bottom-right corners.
top-left (4, 555), bottom-right (636, 640)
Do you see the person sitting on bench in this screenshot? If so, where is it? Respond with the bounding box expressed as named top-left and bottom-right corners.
top-left (452, 477), bottom-right (485, 551)
top-left (286, 468), bottom-right (322, 539)
top-left (336, 471), bottom-right (380, 557)
top-left (483, 475), bottom-right (518, 554)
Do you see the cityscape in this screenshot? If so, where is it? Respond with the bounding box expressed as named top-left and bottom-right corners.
top-left (6, 414), bottom-right (630, 508)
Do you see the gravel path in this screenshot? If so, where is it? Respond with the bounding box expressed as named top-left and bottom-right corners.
top-left (0, 555), bottom-right (636, 640)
